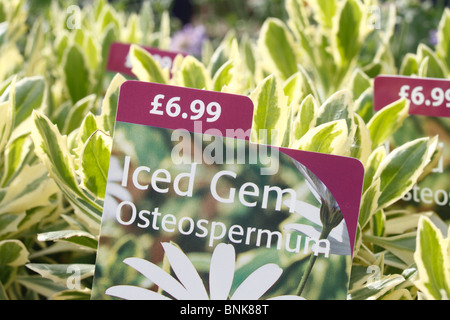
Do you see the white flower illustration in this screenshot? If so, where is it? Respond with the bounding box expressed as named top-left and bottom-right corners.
top-left (105, 242), bottom-right (304, 300)
top-left (283, 159), bottom-right (351, 256)
top-left (103, 156), bottom-right (132, 220)
top-left (283, 199), bottom-right (351, 255)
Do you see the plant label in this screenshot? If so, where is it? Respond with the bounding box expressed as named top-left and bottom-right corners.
top-left (106, 42), bottom-right (183, 77)
top-left (374, 75), bottom-right (450, 117)
top-left (91, 81), bottom-right (364, 301)
top-left (374, 75), bottom-right (450, 221)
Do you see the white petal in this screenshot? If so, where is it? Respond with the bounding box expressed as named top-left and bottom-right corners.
top-left (106, 183), bottom-right (132, 201)
top-left (123, 257), bottom-right (189, 300)
top-left (107, 156), bottom-right (125, 182)
top-left (161, 242), bottom-right (209, 300)
top-left (284, 223), bottom-right (321, 238)
top-left (209, 243), bottom-right (235, 300)
top-left (290, 200), bottom-right (322, 226)
top-left (106, 285), bottom-right (172, 300)
top-left (231, 264), bottom-right (282, 300)
top-left (284, 223), bottom-right (351, 255)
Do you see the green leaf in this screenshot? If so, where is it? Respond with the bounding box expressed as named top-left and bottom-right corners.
top-left (363, 145), bottom-right (387, 192)
top-left (399, 53), bottom-right (419, 76)
top-left (359, 178), bottom-right (381, 230)
top-left (0, 213), bottom-right (25, 237)
top-left (26, 263), bottom-right (94, 286)
top-left (0, 240), bottom-right (29, 266)
top-left (84, 33), bottom-right (100, 71)
top-left (350, 113), bottom-right (372, 165)
top-left (250, 75), bottom-right (289, 146)
top-left (74, 113), bottom-right (100, 157)
top-left (367, 98), bottom-right (409, 148)
top-left (129, 44), bottom-right (169, 84)
top-left (417, 44), bottom-right (447, 78)
top-left (0, 133), bottom-right (31, 187)
top-left (0, 98), bottom-right (14, 154)
top-left (258, 18), bottom-right (298, 80)
top-left (0, 76), bottom-right (45, 128)
top-left (290, 94), bottom-right (318, 143)
top-left (283, 67), bottom-right (319, 108)
top-left (436, 8), bottom-right (450, 70)
top-left (310, 0), bottom-right (338, 29)
top-left (99, 4), bottom-right (120, 34)
top-left (78, 130), bottom-right (111, 199)
top-left (16, 276), bottom-right (68, 299)
top-left (98, 73), bottom-right (126, 135)
top-left (348, 274), bottom-right (405, 300)
top-left (62, 94), bottom-right (96, 134)
top-left (373, 137), bottom-right (438, 210)
top-left (51, 289), bottom-right (92, 300)
top-left (212, 60), bottom-right (233, 92)
top-left (0, 163), bottom-right (58, 214)
top-left (414, 216), bottom-right (450, 300)
top-left (363, 232), bottom-right (417, 266)
top-left (335, 0), bottom-right (363, 66)
top-left (349, 69), bottom-right (371, 99)
top-left (63, 45), bottom-right (90, 103)
top-left (37, 230), bottom-right (98, 251)
top-left (315, 90), bottom-right (353, 127)
top-left (101, 24), bottom-right (118, 70)
top-left (173, 55), bottom-right (211, 90)
top-left (292, 119), bottom-right (349, 155)
top-left (31, 111), bottom-right (102, 231)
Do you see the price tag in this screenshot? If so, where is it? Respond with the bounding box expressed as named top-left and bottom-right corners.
top-left (106, 42), bottom-right (184, 77)
top-left (117, 81), bottom-right (254, 137)
top-left (92, 81), bottom-right (364, 301)
top-left (374, 75), bottom-right (450, 117)
top-left (374, 75), bottom-right (450, 221)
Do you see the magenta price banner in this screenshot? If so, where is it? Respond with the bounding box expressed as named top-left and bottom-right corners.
top-left (374, 75), bottom-right (450, 117)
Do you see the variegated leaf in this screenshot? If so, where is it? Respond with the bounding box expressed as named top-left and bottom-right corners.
top-left (172, 55), bottom-right (211, 90)
top-left (98, 73), bottom-right (126, 135)
top-left (31, 111), bottom-right (102, 231)
top-left (292, 119), bottom-right (349, 156)
top-left (37, 230), bottom-right (97, 251)
top-left (373, 137), bottom-right (438, 209)
top-left (0, 240), bottom-right (29, 267)
top-left (250, 75), bottom-right (289, 147)
top-left (129, 44), bottom-right (169, 84)
top-left (350, 113), bottom-right (372, 165)
top-left (258, 18), bottom-right (298, 80)
top-left (348, 274), bottom-right (405, 300)
top-left (290, 94), bottom-right (318, 144)
top-left (359, 178), bottom-right (381, 230)
top-left (414, 216), bottom-right (450, 300)
top-left (26, 263), bottom-right (94, 286)
top-left (436, 8), bottom-right (450, 70)
top-left (0, 163), bottom-right (58, 214)
top-left (0, 78), bottom-right (15, 153)
top-left (335, 0), bottom-right (364, 66)
top-left (78, 130), bottom-right (111, 199)
top-left (63, 45), bottom-right (90, 104)
top-left (367, 98), bottom-right (409, 149)
top-left (0, 133), bottom-right (31, 188)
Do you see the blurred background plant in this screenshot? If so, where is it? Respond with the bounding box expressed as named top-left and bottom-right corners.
top-left (0, 0), bottom-right (449, 300)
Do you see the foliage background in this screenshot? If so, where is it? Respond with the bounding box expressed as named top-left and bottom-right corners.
top-left (0, 0), bottom-right (449, 300)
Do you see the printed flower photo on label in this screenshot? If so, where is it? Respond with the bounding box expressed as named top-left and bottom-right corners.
top-left (91, 124), bottom-right (355, 300)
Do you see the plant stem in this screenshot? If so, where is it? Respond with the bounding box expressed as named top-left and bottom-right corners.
top-left (296, 226), bottom-right (332, 297)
